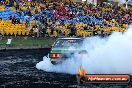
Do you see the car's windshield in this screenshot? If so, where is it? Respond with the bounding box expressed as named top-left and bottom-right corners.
top-left (53, 39), bottom-right (83, 48)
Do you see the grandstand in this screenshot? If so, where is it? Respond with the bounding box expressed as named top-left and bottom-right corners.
top-left (0, 0), bottom-right (131, 38)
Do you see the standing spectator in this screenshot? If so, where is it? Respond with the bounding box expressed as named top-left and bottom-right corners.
top-left (9, 0), bottom-right (14, 6)
top-left (16, 0), bottom-right (19, 10)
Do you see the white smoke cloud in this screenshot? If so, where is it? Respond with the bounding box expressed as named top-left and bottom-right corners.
top-left (108, 0), bottom-right (126, 4)
top-left (87, 0), bottom-right (93, 3)
top-left (118, 0), bottom-right (126, 4)
top-left (36, 24), bottom-right (132, 74)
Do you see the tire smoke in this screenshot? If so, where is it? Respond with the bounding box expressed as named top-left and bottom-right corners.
top-left (36, 24), bottom-right (132, 74)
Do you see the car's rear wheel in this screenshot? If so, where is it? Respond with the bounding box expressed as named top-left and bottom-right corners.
top-left (51, 61), bottom-right (57, 65)
top-left (78, 50), bottom-right (87, 54)
top-left (80, 77), bottom-right (86, 84)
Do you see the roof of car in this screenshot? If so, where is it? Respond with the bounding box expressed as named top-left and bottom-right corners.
top-left (58, 37), bottom-right (82, 40)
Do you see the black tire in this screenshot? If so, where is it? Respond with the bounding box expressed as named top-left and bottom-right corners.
top-left (80, 77), bottom-right (86, 84)
top-left (51, 61), bottom-right (57, 65)
top-left (51, 61), bottom-right (62, 65)
top-left (78, 50), bottom-right (87, 54)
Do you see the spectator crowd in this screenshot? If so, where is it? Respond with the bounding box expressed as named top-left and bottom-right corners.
top-left (0, 0), bottom-right (131, 37)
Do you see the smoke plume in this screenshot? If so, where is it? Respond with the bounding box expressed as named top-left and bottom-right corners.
top-left (36, 24), bottom-right (132, 74)
top-left (118, 0), bottom-right (126, 4)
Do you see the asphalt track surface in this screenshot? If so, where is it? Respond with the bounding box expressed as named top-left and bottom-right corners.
top-left (0, 49), bottom-right (131, 88)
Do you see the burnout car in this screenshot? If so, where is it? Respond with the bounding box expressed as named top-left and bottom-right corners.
top-left (49, 38), bottom-right (87, 65)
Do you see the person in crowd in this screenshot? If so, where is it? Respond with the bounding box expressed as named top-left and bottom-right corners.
top-left (0, 0), bottom-right (131, 37)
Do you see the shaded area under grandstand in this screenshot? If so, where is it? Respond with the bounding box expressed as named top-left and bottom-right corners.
top-left (0, 49), bottom-right (132, 88)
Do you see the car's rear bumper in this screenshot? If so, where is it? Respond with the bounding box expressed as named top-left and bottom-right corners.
top-left (50, 59), bottom-right (59, 62)
top-left (50, 58), bottom-right (64, 65)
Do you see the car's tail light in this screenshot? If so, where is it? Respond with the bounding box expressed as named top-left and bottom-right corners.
top-left (50, 54), bottom-right (60, 58)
